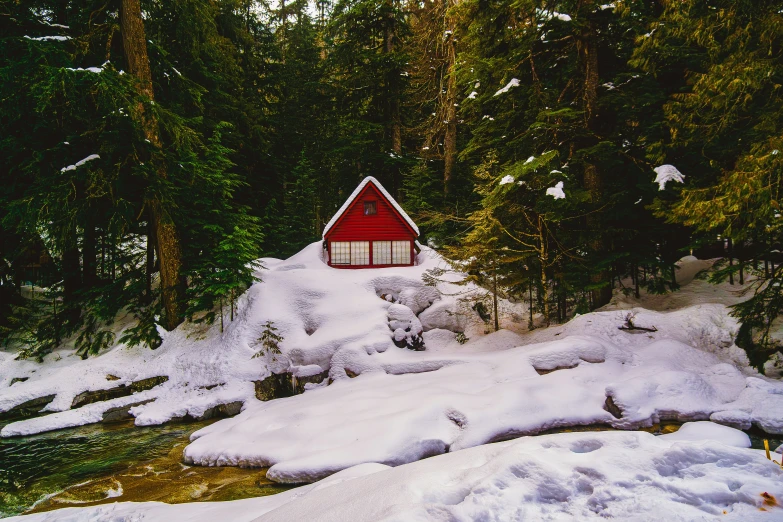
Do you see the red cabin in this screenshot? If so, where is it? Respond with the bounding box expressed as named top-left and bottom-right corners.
top-left (323, 177), bottom-right (419, 268)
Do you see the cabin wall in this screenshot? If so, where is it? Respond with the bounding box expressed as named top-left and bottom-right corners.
top-left (326, 239), bottom-right (414, 268)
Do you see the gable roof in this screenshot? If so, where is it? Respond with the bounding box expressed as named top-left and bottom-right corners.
top-left (322, 176), bottom-right (419, 238)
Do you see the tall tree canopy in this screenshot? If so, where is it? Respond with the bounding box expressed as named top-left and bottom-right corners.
top-left (2, 0), bottom-right (781, 369)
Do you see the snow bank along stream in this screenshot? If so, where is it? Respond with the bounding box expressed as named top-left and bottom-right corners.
top-left (8, 423), bottom-right (783, 521)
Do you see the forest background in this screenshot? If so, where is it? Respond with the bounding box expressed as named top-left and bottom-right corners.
top-left (1, 0), bottom-right (781, 368)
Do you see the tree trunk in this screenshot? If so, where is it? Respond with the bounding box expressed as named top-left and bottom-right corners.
top-left (121, 0), bottom-right (185, 331)
top-left (538, 218), bottom-right (550, 325)
top-left (492, 254), bottom-right (499, 332)
top-left (145, 217), bottom-right (155, 304)
top-left (727, 238), bottom-right (734, 285)
top-left (634, 263), bottom-right (640, 298)
top-left (528, 277), bottom-right (534, 330)
top-left (539, 263), bottom-right (549, 326)
top-left (737, 241), bottom-right (745, 285)
top-left (280, 0), bottom-right (287, 62)
top-left (443, 23), bottom-right (457, 195)
top-left (578, 0), bottom-right (611, 309)
top-left (83, 218), bottom-right (98, 288)
top-left (383, 1), bottom-right (402, 155)
top-left (62, 227), bottom-right (81, 304)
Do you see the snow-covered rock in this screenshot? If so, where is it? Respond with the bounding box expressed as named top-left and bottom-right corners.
top-left (396, 285), bottom-right (439, 315)
top-left (659, 420), bottom-right (751, 448)
top-left (418, 297), bottom-right (465, 333)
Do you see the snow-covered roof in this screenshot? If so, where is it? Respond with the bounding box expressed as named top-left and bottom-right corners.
top-left (322, 176), bottom-right (419, 238)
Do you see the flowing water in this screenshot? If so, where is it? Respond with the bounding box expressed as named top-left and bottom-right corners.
top-left (0, 420), bottom-right (289, 518)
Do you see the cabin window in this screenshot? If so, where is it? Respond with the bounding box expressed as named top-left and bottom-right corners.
top-left (350, 241), bottom-right (370, 265)
top-left (331, 242), bottom-right (351, 265)
top-left (364, 201), bottom-right (377, 215)
top-left (373, 241), bottom-right (391, 265)
top-left (392, 241), bottom-right (410, 265)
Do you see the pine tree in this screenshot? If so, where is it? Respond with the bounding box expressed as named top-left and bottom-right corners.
top-left (637, 0), bottom-right (783, 369)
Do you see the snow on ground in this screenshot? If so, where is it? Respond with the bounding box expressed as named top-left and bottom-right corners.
top-left (1, 243), bottom-right (500, 437)
top-left (10, 425), bottom-right (783, 521)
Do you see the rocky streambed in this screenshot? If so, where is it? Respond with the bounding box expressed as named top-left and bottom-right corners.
top-left (0, 419), bottom-right (291, 518)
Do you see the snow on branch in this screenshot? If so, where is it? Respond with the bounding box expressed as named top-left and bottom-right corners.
top-left (24, 35), bottom-right (70, 42)
top-left (61, 154), bottom-right (100, 173)
top-left (653, 164), bottom-right (685, 190)
top-left (494, 78), bottom-right (520, 97)
top-left (546, 181), bottom-right (565, 200)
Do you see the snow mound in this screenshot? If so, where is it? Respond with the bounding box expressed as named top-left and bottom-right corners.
top-left (660, 420), bottom-right (751, 448)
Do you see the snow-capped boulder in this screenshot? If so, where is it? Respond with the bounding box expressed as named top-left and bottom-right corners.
top-left (387, 304), bottom-right (424, 350)
top-left (397, 286), bottom-right (440, 315)
top-left (419, 297), bottom-right (465, 333)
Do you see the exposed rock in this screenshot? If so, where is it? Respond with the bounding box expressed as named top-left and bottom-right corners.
top-left (168, 401), bottom-right (246, 423)
top-left (106, 374), bottom-right (121, 381)
top-left (196, 401), bottom-right (244, 420)
top-left (254, 373), bottom-right (295, 401)
top-left (535, 363), bottom-right (579, 376)
top-left (294, 370), bottom-right (329, 394)
top-left (71, 386), bottom-right (132, 409)
top-left (71, 376), bottom-right (169, 409)
top-left (604, 396), bottom-right (623, 419)
top-left (130, 376), bottom-right (169, 393)
top-left (0, 394), bottom-right (56, 422)
top-left (254, 370), bottom-right (330, 401)
top-left (101, 399), bottom-right (156, 423)
top-left (9, 377), bottom-right (28, 386)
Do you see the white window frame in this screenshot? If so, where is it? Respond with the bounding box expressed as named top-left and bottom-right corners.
top-left (373, 241), bottom-right (392, 265)
top-left (392, 241), bottom-right (410, 265)
top-left (331, 241), bottom-right (351, 265)
top-left (350, 241), bottom-right (370, 265)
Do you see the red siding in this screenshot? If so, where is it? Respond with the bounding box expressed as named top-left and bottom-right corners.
top-left (325, 184), bottom-right (417, 268)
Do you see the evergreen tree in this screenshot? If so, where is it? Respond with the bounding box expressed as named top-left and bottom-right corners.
top-left (638, 0), bottom-right (783, 369)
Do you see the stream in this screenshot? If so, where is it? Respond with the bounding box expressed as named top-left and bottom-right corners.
top-left (0, 420), bottom-right (290, 518)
